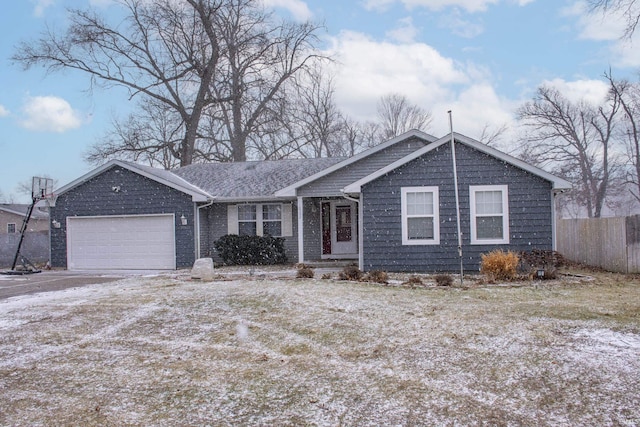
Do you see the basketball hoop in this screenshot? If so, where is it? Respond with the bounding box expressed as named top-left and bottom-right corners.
top-left (32, 176), bottom-right (54, 201)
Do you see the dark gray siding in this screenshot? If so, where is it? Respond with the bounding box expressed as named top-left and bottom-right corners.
top-left (201, 201), bottom-right (299, 264)
top-left (298, 137), bottom-right (430, 197)
top-left (362, 142), bottom-right (554, 273)
top-left (302, 199), bottom-right (322, 261)
top-left (50, 166), bottom-right (196, 269)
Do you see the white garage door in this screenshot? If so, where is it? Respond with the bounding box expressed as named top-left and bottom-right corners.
top-left (67, 214), bottom-right (176, 270)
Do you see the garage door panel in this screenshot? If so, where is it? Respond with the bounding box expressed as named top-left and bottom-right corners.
top-left (67, 215), bottom-right (176, 270)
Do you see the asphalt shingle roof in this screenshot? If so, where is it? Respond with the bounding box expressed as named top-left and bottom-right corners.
top-left (173, 157), bottom-right (346, 199)
top-left (0, 204), bottom-right (49, 220)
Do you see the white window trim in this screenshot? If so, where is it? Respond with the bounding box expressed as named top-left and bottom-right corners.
top-left (227, 203), bottom-right (293, 237)
top-left (469, 185), bottom-right (509, 245)
top-left (401, 186), bottom-right (440, 245)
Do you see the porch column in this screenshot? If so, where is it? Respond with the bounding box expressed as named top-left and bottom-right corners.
top-left (297, 196), bottom-right (304, 263)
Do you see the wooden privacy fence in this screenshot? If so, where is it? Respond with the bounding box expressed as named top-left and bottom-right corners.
top-left (557, 215), bottom-right (640, 273)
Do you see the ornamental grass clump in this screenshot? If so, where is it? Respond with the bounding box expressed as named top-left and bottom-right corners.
top-left (480, 249), bottom-right (519, 282)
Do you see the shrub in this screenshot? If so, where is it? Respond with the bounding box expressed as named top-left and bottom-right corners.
top-left (364, 270), bottom-right (389, 284)
top-left (519, 249), bottom-right (565, 280)
top-left (434, 274), bottom-right (454, 287)
top-left (296, 266), bottom-right (314, 279)
top-left (213, 234), bottom-right (287, 266)
top-left (480, 249), bottom-right (519, 281)
top-left (402, 275), bottom-right (423, 287)
top-left (321, 273), bottom-right (332, 280)
top-left (338, 264), bottom-right (363, 281)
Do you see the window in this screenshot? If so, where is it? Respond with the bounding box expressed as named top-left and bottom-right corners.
top-left (232, 204), bottom-right (285, 237)
top-left (238, 205), bottom-right (257, 236)
top-left (262, 204), bottom-right (282, 236)
top-left (470, 185), bottom-right (509, 244)
top-left (7, 223), bottom-right (16, 233)
top-left (401, 187), bottom-right (439, 245)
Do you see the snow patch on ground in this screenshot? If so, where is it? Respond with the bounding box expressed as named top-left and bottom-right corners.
top-left (0, 274), bottom-right (638, 425)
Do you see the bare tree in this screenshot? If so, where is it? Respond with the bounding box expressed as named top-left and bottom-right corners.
top-left (606, 72), bottom-right (640, 205)
top-left (376, 93), bottom-right (432, 140)
top-left (13, 0), bottom-right (324, 167)
top-left (589, 0), bottom-right (640, 38)
top-left (206, 0), bottom-right (325, 162)
top-left (517, 85), bottom-right (621, 217)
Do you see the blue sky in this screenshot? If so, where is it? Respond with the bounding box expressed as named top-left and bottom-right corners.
top-left (1, 0), bottom-right (638, 202)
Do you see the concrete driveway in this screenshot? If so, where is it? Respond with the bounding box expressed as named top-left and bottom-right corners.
top-left (0, 270), bottom-right (130, 300)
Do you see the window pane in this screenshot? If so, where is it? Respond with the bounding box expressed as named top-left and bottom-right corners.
top-left (407, 217), bottom-right (434, 240)
top-left (7, 224), bottom-right (16, 233)
top-left (475, 191), bottom-right (503, 215)
top-left (238, 221), bottom-right (257, 236)
top-left (407, 192), bottom-right (433, 215)
top-left (263, 221), bottom-right (282, 237)
top-left (263, 204), bottom-right (281, 220)
top-left (238, 205), bottom-right (256, 221)
top-left (476, 216), bottom-right (503, 239)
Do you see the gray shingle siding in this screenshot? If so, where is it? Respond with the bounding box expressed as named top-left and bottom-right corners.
top-left (361, 142), bottom-right (553, 273)
top-left (298, 137), bottom-right (430, 197)
top-left (50, 166), bottom-right (196, 268)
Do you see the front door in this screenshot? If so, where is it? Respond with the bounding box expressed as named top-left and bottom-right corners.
top-left (322, 201), bottom-right (358, 257)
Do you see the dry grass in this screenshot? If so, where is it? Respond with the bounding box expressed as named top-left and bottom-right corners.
top-left (0, 268), bottom-right (639, 426)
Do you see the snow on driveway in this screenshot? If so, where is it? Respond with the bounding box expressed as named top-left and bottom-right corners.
top-left (0, 273), bottom-right (638, 426)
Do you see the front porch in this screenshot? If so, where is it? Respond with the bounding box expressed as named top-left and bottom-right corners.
top-left (295, 197), bottom-right (361, 267)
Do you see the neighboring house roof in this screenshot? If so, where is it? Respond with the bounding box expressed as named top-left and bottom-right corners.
top-left (53, 159), bottom-right (213, 203)
top-left (274, 129), bottom-right (438, 197)
top-left (173, 157), bottom-right (346, 201)
top-left (343, 132), bottom-right (572, 194)
top-left (0, 204), bottom-right (49, 220)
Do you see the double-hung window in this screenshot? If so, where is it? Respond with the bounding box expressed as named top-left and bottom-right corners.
top-left (401, 186), bottom-right (440, 245)
top-left (229, 203), bottom-right (291, 237)
top-left (237, 205), bottom-right (257, 236)
top-left (470, 185), bottom-right (509, 244)
top-left (7, 223), bottom-right (16, 234)
top-left (262, 204), bottom-right (282, 237)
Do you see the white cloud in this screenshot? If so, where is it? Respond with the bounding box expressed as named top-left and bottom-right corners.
top-left (20, 96), bottom-right (83, 133)
top-left (543, 78), bottom-right (610, 105)
top-left (262, 0), bottom-right (313, 21)
top-left (563, 1), bottom-right (640, 67)
top-left (89, 0), bottom-right (116, 7)
top-left (0, 105), bottom-right (9, 117)
top-left (31, 0), bottom-right (54, 17)
top-left (439, 9), bottom-right (485, 38)
top-left (364, 0), bottom-right (500, 13)
top-left (386, 17), bottom-right (420, 43)
top-left (325, 31), bottom-right (515, 140)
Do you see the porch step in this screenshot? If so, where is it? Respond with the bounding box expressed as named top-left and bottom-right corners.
top-left (303, 260), bottom-right (357, 269)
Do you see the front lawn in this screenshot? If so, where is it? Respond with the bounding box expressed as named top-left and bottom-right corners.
top-left (1, 269), bottom-right (639, 426)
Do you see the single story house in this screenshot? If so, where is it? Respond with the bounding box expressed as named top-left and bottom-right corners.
top-left (0, 204), bottom-right (49, 234)
top-left (49, 130), bottom-right (571, 272)
top-left (1, 203), bottom-right (50, 268)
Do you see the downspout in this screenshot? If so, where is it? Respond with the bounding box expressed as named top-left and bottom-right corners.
top-left (196, 199), bottom-right (215, 259)
top-left (297, 196), bottom-right (304, 263)
top-left (342, 192), bottom-right (363, 271)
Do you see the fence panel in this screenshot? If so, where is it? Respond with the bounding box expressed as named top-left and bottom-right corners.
top-left (557, 217), bottom-right (629, 273)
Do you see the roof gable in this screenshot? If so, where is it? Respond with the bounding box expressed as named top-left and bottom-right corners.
top-left (274, 129), bottom-right (438, 197)
top-left (343, 132), bottom-right (572, 193)
top-left (53, 160), bottom-right (213, 204)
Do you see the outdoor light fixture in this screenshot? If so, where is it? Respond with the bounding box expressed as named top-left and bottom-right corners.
top-left (51, 220), bottom-right (61, 229)
top-left (536, 268), bottom-right (545, 279)
top-left (180, 215), bottom-right (188, 226)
